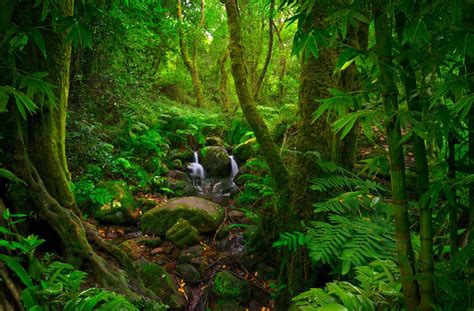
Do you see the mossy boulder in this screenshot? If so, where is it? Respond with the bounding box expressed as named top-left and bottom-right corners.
top-left (212, 271), bottom-right (250, 303)
top-left (136, 261), bottom-right (185, 309)
top-left (168, 180), bottom-right (197, 197)
top-left (201, 146), bottom-right (231, 178)
top-left (167, 148), bottom-right (193, 162)
top-left (205, 136), bottom-right (224, 147)
top-left (166, 218), bottom-right (200, 248)
top-left (91, 181), bottom-right (139, 225)
top-left (141, 197), bottom-right (224, 235)
top-left (176, 263), bottom-right (201, 283)
top-left (233, 138), bottom-right (258, 163)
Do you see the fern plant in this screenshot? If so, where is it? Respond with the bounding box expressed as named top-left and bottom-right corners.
top-left (292, 260), bottom-right (403, 311)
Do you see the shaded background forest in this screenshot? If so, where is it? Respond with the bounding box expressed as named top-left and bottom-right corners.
top-left (0, 0), bottom-right (473, 310)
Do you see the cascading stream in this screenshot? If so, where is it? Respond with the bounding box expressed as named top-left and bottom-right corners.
top-left (229, 155), bottom-right (239, 182)
top-left (189, 151), bottom-right (205, 190)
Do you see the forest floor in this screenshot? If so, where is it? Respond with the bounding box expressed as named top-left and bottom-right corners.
top-left (97, 192), bottom-right (274, 311)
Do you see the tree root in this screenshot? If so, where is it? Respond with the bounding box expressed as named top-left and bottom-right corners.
top-left (0, 263), bottom-right (24, 311)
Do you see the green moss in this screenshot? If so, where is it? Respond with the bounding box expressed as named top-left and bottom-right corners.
top-left (91, 181), bottom-right (138, 225)
top-left (137, 261), bottom-right (185, 309)
top-left (212, 271), bottom-right (250, 303)
top-left (140, 197), bottom-right (224, 235)
top-left (165, 218), bottom-right (200, 248)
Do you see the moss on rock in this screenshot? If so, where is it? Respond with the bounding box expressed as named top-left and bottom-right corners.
top-left (201, 146), bottom-right (231, 177)
top-left (91, 181), bottom-right (139, 225)
top-left (233, 137), bottom-right (258, 163)
top-left (165, 218), bottom-right (200, 248)
top-left (136, 261), bottom-right (186, 309)
top-left (212, 271), bottom-right (250, 303)
top-left (140, 196), bottom-right (224, 235)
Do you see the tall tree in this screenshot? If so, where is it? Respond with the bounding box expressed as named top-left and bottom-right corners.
top-left (177, 0), bottom-right (205, 107)
top-left (253, 0), bottom-right (275, 100)
top-left (0, 1), bottom-right (154, 300)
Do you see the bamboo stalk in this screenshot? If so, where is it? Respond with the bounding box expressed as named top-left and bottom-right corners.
top-left (373, 2), bottom-right (420, 309)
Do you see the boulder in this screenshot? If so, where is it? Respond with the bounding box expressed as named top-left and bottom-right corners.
top-left (140, 196), bottom-right (224, 235)
top-left (136, 261), bottom-right (186, 309)
top-left (168, 179), bottom-right (197, 197)
top-left (91, 181), bottom-right (139, 225)
top-left (176, 263), bottom-right (201, 283)
top-left (166, 218), bottom-right (200, 248)
top-left (205, 136), bottom-right (224, 147)
top-left (178, 245), bottom-right (204, 264)
top-left (233, 138), bottom-right (258, 163)
top-left (201, 146), bottom-right (231, 178)
top-left (212, 271), bottom-right (250, 303)
top-left (167, 148), bottom-right (193, 162)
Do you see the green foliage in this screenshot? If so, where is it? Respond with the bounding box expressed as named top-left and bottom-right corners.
top-left (0, 210), bottom-right (166, 310)
top-left (272, 231), bottom-right (307, 252)
top-left (292, 260), bottom-right (403, 311)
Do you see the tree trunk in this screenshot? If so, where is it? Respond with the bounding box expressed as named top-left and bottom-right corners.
top-left (177, 0), bottom-right (205, 107)
top-left (218, 46), bottom-right (230, 112)
top-left (373, 2), bottom-right (420, 309)
top-left (274, 22), bottom-right (287, 105)
top-left (222, 3), bottom-right (294, 308)
top-left (221, 0), bottom-right (288, 193)
top-left (253, 0), bottom-right (275, 100)
top-left (1, 1), bottom-right (155, 301)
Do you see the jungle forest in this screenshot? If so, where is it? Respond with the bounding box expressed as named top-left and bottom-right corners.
top-left (0, 0), bottom-right (473, 310)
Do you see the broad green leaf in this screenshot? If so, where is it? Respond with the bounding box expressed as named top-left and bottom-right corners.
top-left (0, 254), bottom-right (33, 287)
top-left (315, 303), bottom-right (348, 311)
top-left (28, 28), bottom-right (47, 58)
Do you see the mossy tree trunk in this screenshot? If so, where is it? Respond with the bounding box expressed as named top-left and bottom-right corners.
top-left (253, 0), bottom-right (275, 100)
top-left (218, 45), bottom-right (230, 112)
top-left (0, 1), bottom-right (155, 301)
top-left (177, 0), bottom-right (205, 107)
top-left (373, 2), bottom-right (420, 309)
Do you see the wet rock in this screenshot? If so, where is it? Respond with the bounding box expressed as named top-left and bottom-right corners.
top-left (141, 196), bottom-right (224, 235)
top-left (91, 181), bottom-right (139, 225)
top-left (176, 263), bottom-right (201, 283)
top-left (169, 180), bottom-right (198, 197)
top-left (205, 136), bottom-right (224, 147)
top-left (178, 245), bottom-right (204, 263)
top-left (212, 271), bottom-right (250, 303)
top-left (201, 146), bottom-right (231, 178)
top-left (136, 261), bottom-right (186, 309)
top-left (233, 138), bottom-right (258, 163)
top-left (166, 218), bottom-right (200, 248)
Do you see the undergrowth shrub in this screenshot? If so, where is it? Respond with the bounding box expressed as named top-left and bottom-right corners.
top-left (0, 210), bottom-right (168, 310)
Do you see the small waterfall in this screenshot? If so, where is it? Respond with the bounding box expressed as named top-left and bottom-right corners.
top-left (189, 151), bottom-right (205, 188)
top-left (229, 155), bottom-right (239, 180)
